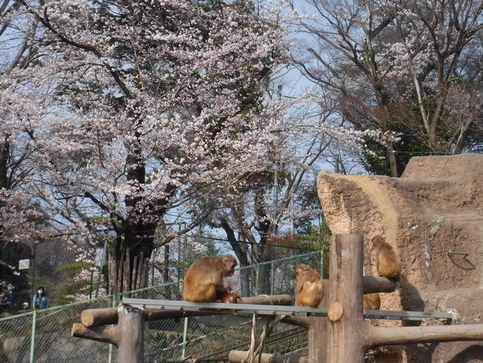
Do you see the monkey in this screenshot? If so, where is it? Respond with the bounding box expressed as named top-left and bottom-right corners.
top-left (221, 291), bottom-right (242, 303)
top-left (182, 254), bottom-right (241, 303)
top-left (363, 293), bottom-right (381, 310)
top-left (372, 235), bottom-right (402, 279)
top-left (294, 264), bottom-right (324, 308)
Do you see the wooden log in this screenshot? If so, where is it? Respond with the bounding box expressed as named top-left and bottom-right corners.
top-left (144, 258), bottom-right (150, 288)
top-left (368, 324), bottom-right (483, 347)
top-left (81, 308), bottom-right (118, 327)
top-left (316, 277), bottom-right (395, 295)
top-left (71, 323), bottom-right (119, 345)
top-left (228, 350), bottom-right (307, 363)
top-left (238, 294), bottom-right (292, 305)
top-left (126, 249), bottom-right (132, 293)
top-left (362, 276), bottom-right (396, 293)
top-left (324, 234), bottom-right (369, 363)
top-left (117, 305), bottom-right (144, 363)
top-left (81, 307), bottom-right (219, 327)
top-left (117, 249), bottom-right (124, 294)
top-left (132, 254), bottom-right (138, 292)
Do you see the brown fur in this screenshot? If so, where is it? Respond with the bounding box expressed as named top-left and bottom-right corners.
top-left (295, 264), bottom-right (324, 307)
top-left (182, 255), bottom-right (239, 302)
top-left (220, 291), bottom-right (242, 303)
top-left (363, 293), bottom-right (381, 310)
top-left (372, 235), bottom-right (402, 279)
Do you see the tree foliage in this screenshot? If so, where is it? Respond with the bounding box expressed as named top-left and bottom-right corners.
top-left (1, 0), bottom-right (289, 292)
top-left (294, 0), bottom-right (483, 176)
top-left (0, 0), bottom-right (47, 250)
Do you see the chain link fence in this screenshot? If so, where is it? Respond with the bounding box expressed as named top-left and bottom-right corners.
top-left (0, 243), bottom-right (327, 363)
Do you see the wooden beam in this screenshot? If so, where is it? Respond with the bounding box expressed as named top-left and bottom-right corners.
top-left (71, 323), bottom-right (119, 345)
top-left (362, 276), bottom-right (397, 293)
top-left (81, 308), bottom-right (118, 327)
top-left (368, 324), bottom-right (483, 347)
top-left (80, 306), bottom-right (220, 327)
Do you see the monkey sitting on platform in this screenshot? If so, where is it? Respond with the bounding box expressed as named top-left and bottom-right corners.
top-left (182, 254), bottom-right (241, 303)
top-left (372, 235), bottom-right (402, 280)
top-left (294, 264), bottom-right (324, 308)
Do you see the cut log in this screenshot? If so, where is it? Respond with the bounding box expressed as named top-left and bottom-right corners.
top-left (71, 323), bottom-right (119, 345)
top-left (81, 308), bottom-right (118, 327)
top-left (362, 276), bottom-right (397, 293)
top-left (368, 324), bottom-right (483, 347)
top-left (117, 305), bottom-right (144, 363)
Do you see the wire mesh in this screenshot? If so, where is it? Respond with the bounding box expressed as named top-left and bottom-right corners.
top-left (0, 247), bottom-right (326, 362)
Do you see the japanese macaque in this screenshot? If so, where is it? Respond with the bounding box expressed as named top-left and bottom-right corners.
top-left (183, 254), bottom-right (241, 303)
top-left (221, 291), bottom-right (242, 303)
top-left (295, 264), bottom-right (324, 307)
top-left (372, 235), bottom-right (402, 279)
top-left (363, 293), bottom-right (381, 310)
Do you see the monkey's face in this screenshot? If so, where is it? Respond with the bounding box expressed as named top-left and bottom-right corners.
top-left (372, 235), bottom-right (385, 247)
top-left (225, 259), bottom-right (237, 277)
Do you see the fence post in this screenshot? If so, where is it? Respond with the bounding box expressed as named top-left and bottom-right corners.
top-left (270, 261), bottom-right (275, 295)
top-left (182, 317), bottom-right (189, 359)
top-left (254, 263), bottom-right (259, 295)
top-left (29, 310), bottom-right (37, 363)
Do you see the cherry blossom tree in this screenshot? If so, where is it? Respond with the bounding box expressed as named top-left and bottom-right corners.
top-left (5, 0), bottom-right (291, 293)
top-left (200, 87), bottom-right (387, 294)
top-left (293, 0), bottom-right (483, 176)
top-left (0, 0), bottom-right (47, 245)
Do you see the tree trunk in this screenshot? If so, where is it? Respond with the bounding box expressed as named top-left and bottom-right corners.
top-left (387, 142), bottom-right (399, 177)
top-left (0, 133), bottom-right (9, 189)
top-left (108, 248), bottom-right (150, 295)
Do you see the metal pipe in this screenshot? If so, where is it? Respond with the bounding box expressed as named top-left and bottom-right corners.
top-left (29, 310), bottom-right (37, 363)
top-left (182, 317), bottom-right (189, 359)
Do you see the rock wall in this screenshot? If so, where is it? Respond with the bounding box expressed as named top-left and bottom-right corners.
top-left (317, 153), bottom-right (483, 362)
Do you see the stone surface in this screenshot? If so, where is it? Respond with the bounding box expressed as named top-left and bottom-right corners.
top-left (317, 153), bottom-right (483, 362)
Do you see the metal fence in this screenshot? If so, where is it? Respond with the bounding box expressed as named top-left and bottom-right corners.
top-left (0, 249), bottom-right (325, 363)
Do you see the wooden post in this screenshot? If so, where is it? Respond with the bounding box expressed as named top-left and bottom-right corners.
top-left (306, 314), bottom-right (326, 363)
top-left (324, 234), bottom-right (368, 363)
top-left (73, 305), bottom-right (145, 363)
top-left (117, 304), bottom-right (144, 363)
